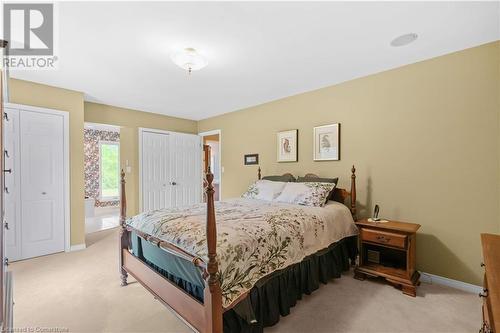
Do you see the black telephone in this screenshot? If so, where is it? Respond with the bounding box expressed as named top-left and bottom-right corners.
top-left (372, 205), bottom-right (380, 221)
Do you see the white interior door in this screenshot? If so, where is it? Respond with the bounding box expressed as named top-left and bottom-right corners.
top-left (3, 108), bottom-right (21, 262)
top-left (141, 129), bottom-right (201, 211)
top-left (170, 133), bottom-right (202, 207)
top-left (20, 110), bottom-right (65, 259)
top-left (141, 131), bottom-right (171, 212)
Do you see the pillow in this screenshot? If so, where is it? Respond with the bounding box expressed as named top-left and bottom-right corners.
top-left (297, 176), bottom-right (338, 201)
top-left (274, 182), bottom-right (336, 207)
top-left (242, 180), bottom-right (287, 201)
top-left (296, 176), bottom-right (338, 185)
top-left (262, 174), bottom-right (296, 182)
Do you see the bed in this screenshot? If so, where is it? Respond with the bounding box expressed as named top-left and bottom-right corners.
top-left (119, 166), bottom-right (358, 333)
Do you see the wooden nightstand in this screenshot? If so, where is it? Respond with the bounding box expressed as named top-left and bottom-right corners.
top-left (354, 219), bottom-right (421, 297)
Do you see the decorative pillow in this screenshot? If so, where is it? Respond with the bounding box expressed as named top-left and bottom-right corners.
top-left (274, 182), bottom-right (336, 207)
top-left (242, 180), bottom-right (287, 201)
top-left (297, 176), bottom-right (338, 201)
top-left (296, 176), bottom-right (338, 185)
top-left (262, 174), bottom-right (296, 182)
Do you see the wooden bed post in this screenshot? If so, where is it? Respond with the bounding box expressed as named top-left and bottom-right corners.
top-left (258, 166), bottom-right (261, 180)
top-left (350, 165), bottom-right (357, 221)
top-left (204, 168), bottom-right (223, 333)
top-left (119, 169), bottom-right (128, 286)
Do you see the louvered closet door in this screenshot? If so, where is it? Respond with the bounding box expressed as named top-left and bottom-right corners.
top-left (170, 133), bottom-right (202, 207)
top-left (141, 131), bottom-right (171, 212)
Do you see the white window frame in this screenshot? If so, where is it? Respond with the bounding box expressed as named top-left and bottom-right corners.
top-left (99, 140), bottom-right (120, 201)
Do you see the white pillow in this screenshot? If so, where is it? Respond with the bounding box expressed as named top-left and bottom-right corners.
top-left (274, 182), bottom-right (335, 207)
top-left (242, 180), bottom-right (287, 201)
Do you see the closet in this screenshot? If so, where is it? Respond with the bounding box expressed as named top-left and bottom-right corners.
top-left (139, 128), bottom-right (202, 212)
top-left (3, 104), bottom-right (69, 261)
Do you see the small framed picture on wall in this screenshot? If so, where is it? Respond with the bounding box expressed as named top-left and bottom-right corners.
top-left (244, 154), bottom-right (259, 165)
top-left (277, 129), bottom-right (298, 162)
top-left (313, 123), bottom-right (340, 161)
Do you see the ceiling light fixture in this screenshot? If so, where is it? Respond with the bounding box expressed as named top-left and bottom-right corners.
top-left (170, 47), bottom-right (208, 74)
top-left (390, 33), bottom-right (418, 47)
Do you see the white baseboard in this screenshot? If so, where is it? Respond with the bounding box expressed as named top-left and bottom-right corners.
top-left (69, 243), bottom-right (86, 252)
top-left (420, 271), bottom-right (482, 294)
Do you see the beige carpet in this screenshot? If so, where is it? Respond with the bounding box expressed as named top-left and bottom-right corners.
top-left (11, 229), bottom-right (480, 333)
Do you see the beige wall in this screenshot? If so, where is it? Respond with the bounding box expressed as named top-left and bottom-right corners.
top-left (9, 78), bottom-right (86, 246)
top-left (84, 102), bottom-right (198, 216)
top-left (199, 41), bottom-right (500, 285)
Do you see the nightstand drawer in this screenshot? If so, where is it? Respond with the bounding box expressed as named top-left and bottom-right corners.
top-left (361, 228), bottom-right (407, 249)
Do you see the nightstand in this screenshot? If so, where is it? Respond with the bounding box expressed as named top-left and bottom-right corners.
top-left (354, 219), bottom-right (421, 297)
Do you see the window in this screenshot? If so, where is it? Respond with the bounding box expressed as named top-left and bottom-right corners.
top-left (100, 141), bottom-right (120, 199)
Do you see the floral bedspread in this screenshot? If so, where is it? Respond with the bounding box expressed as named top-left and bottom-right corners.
top-left (126, 198), bottom-right (358, 308)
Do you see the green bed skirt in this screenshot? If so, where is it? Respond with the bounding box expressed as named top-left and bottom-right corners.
top-left (130, 232), bottom-right (357, 333)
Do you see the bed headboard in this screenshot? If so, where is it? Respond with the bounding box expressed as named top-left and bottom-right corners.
top-left (257, 165), bottom-right (357, 220)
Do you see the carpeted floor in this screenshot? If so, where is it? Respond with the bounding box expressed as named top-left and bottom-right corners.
top-left (10, 228), bottom-right (480, 333)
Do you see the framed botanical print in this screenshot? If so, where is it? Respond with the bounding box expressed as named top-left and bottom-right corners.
top-left (277, 129), bottom-right (298, 162)
top-left (313, 123), bottom-right (340, 161)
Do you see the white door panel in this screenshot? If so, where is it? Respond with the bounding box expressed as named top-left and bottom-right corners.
top-left (20, 110), bottom-right (65, 259)
top-left (170, 133), bottom-right (202, 207)
top-left (3, 108), bottom-right (21, 261)
top-left (142, 131), bottom-right (171, 212)
top-left (141, 130), bottom-right (201, 211)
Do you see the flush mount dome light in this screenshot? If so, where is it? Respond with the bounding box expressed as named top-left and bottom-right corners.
top-left (170, 47), bottom-right (208, 74)
top-left (390, 33), bottom-right (418, 47)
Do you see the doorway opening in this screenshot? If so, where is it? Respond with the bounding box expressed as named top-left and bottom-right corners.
top-left (199, 130), bottom-right (221, 201)
top-left (84, 122), bottom-right (121, 234)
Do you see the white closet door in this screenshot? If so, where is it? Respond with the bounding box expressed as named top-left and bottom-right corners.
top-left (141, 131), bottom-right (171, 212)
top-left (20, 110), bottom-right (65, 259)
top-left (170, 133), bottom-right (202, 207)
top-left (3, 108), bottom-right (21, 262)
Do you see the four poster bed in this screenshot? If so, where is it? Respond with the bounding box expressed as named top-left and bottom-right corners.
top-left (119, 166), bottom-right (358, 333)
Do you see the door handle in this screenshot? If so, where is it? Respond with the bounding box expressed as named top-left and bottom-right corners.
top-left (171, 182), bottom-right (177, 186)
top-left (3, 113), bottom-right (8, 122)
top-left (3, 169), bottom-right (11, 174)
top-left (4, 150), bottom-right (9, 158)
top-left (41, 192), bottom-right (47, 195)
top-left (4, 187), bottom-right (9, 194)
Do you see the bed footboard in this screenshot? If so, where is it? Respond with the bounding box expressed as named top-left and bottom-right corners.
top-left (118, 169), bottom-right (224, 333)
top-left (119, 170), bottom-right (128, 286)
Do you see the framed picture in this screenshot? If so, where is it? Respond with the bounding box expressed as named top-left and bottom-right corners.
top-left (244, 154), bottom-right (259, 165)
top-left (313, 123), bottom-right (340, 161)
top-left (277, 129), bottom-right (298, 162)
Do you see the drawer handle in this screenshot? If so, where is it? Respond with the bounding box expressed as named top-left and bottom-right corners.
top-left (376, 235), bottom-right (391, 243)
top-left (479, 289), bottom-right (488, 298)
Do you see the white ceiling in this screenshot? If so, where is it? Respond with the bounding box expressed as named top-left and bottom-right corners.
top-left (10, 1), bottom-right (500, 120)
